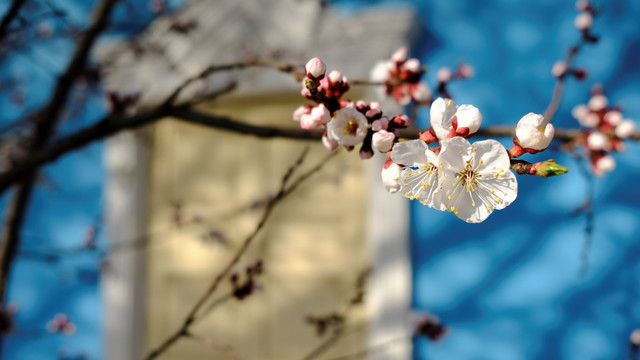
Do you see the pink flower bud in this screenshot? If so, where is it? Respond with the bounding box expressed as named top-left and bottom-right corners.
top-left (371, 117), bottom-right (389, 131)
top-left (328, 70), bottom-right (343, 84)
top-left (391, 47), bottom-right (408, 63)
top-left (631, 329), bottom-right (640, 347)
top-left (515, 113), bottom-right (555, 151)
top-left (299, 104), bottom-right (330, 129)
top-left (604, 111), bottom-right (622, 126)
top-left (587, 131), bottom-right (610, 151)
top-left (581, 113), bottom-right (600, 128)
top-left (369, 102), bottom-right (382, 110)
top-left (456, 63), bottom-right (474, 79)
top-left (551, 61), bottom-right (567, 77)
top-left (292, 105), bottom-right (311, 122)
top-left (576, 1), bottom-right (590, 11)
top-left (372, 129), bottom-right (395, 152)
top-left (322, 132), bottom-right (339, 151)
top-left (381, 159), bottom-right (402, 194)
top-left (437, 67), bottom-right (452, 83)
top-left (572, 104), bottom-right (589, 122)
top-left (615, 120), bottom-right (635, 138)
top-left (594, 155), bottom-right (616, 176)
top-left (574, 12), bottom-right (593, 30)
top-left (305, 57), bottom-right (326, 79)
top-left (403, 59), bottom-right (421, 73)
top-left (588, 94), bottom-right (608, 111)
top-left (392, 114), bottom-right (411, 127)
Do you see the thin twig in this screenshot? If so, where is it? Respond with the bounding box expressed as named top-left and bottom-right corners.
top-left (186, 331), bottom-right (244, 360)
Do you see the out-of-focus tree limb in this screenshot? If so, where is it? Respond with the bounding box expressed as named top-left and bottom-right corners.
top-left (0, 0), bottom-right (121, 307)
top-left (0, 0), bottom-right (27, 43)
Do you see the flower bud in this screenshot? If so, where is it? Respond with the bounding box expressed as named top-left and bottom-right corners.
top-left (299, 104), bottom-right (330, 129)
top-left (322, 132), bottom-right (339, 151)
top-left (456, 63), bottom-right (474, 79)
top-left (586, 131), bottom-right (610, 151)
top-left (455, 105), bottom-right (482, 136)
top-left (305, 57), bottom-right (326, 79)
top-left (534, 159), bottom-right (569, 177)
top-left (328, 70), bottom-right (342, 85)
top-left (369, 101), bottom-right (382, 110)
top-left (631, 329), bottom-right (640, 347)
top-left (392, 114), bottom-right (411, 127)
top-left (571, 104), bottom-right (589, 122)
top-left (372, 129), bottom-right (395, 152)
top-left (292, 105), bottom-right (311, 122)
top-left (588, 94), bottom-right (608, 111)
top-left (403, 59), bottom-right (421, 73)
top-left (574, 12), bottom-right (593, 30)
top-left (371, 117), bottom-right (389, 131)
top-left (594, 155), bottom-right (616, 176)
top-left (551, 61), bottom-right (567, 77)
top-left (604, 110), bottom-right (622, 126)
top-left (515, 113), bottom-right (555, 151)
top-left (391, 47), bottom-right (408, 63)
top-left (436, 67), bottom-right (452, 83)
top-left (581, 112), bottom-right (600, 128)
top-left (615, 120), bottom-right (635, 138)
top-left (381, 159), bottom-right (402, 194)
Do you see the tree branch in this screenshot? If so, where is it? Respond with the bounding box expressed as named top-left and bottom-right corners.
top-left (0, 0), bottom-right (120, 309)
top-left (0, 0), bottom-right (27, 43)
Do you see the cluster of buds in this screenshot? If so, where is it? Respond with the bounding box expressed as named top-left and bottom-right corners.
top-left (46, 313), bottom-right (76, 335)
top-left (574, 1), bottom-right (599, 42)
top-left (435, 63), bottom-right (475, 99)
top-left (571, 87), bottom-right (635, 176)
top-left (294, 58), bottom-right (411, 158)
top-left (230, 260), bottom-right (263, 301)
top-left (370, 47), bottom-right (431, 106)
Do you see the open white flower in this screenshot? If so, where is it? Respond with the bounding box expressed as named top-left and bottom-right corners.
top-left (390, 139), bottom-right (447, 210)
top-left (326, 106), bottom-right (368, 146)
top-left (515, 112), bottom-right (555, 151)
top-left (438, 137), bottom-right (518, 223)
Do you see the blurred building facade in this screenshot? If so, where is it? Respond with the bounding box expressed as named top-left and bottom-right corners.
top-left (102, 1), bottom-right (420, 359)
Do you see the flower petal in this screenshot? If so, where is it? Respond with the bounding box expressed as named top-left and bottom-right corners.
top-left (471, 139), bottom-right (511, 173)
top-left (390, 139), bottom-right (429, 166)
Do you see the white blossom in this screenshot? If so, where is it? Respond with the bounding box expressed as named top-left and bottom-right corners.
top-left (381, 160), bottom-right (402, 194)
top-left (438, 137), bottom-right (518, 223)
top-left (515, 113), bottom-right (555, 150)
top-left (390, 139), bottom-right (447, 210)
top-left (326, 106), bottom-right (368, 146)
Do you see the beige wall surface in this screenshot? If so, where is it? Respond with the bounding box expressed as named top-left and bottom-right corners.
top-left (144, 93), bottom-right (373, 359)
